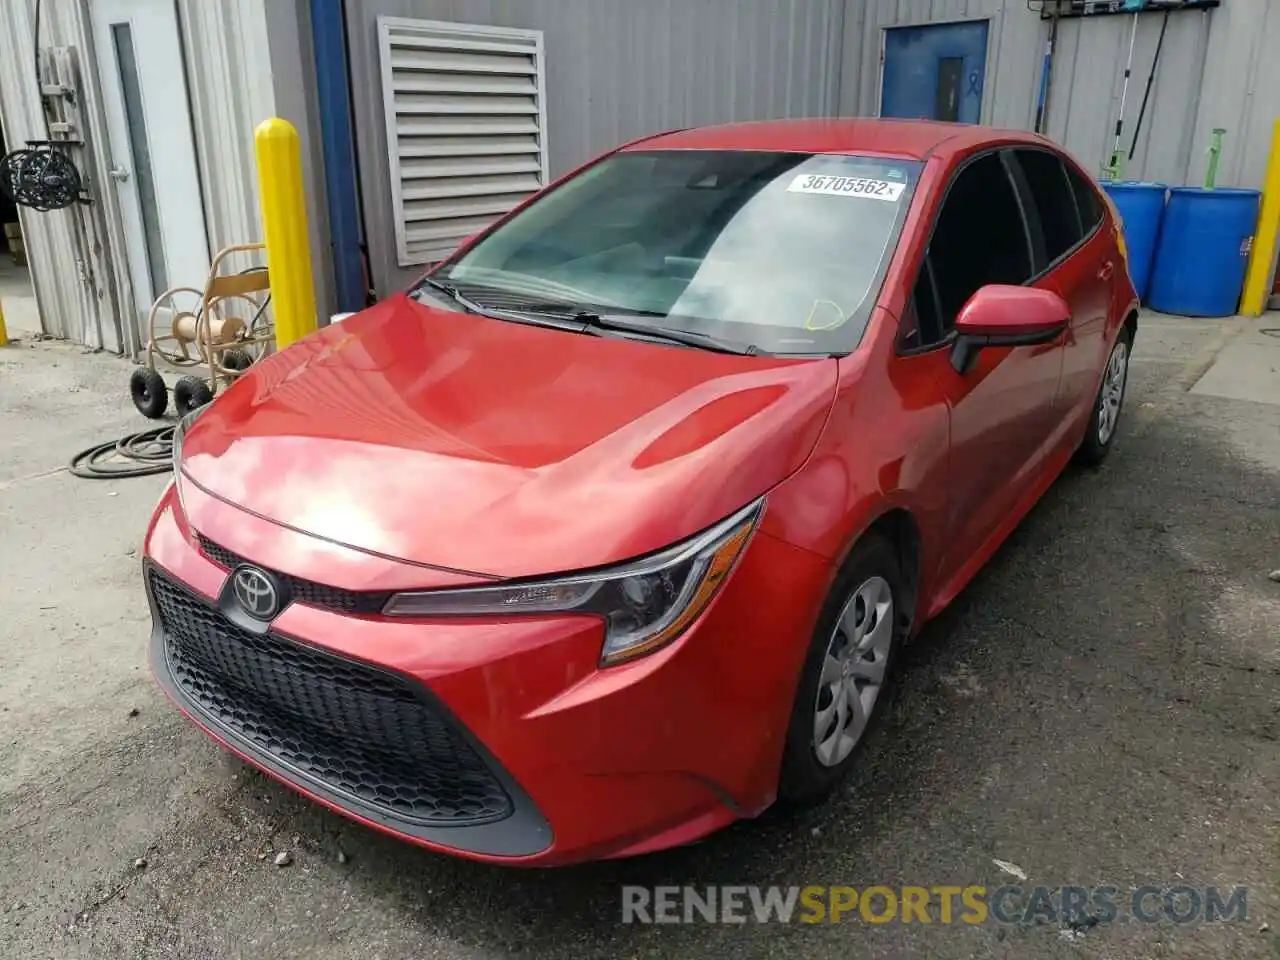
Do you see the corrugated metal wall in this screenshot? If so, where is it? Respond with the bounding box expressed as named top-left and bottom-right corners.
top-left (346, 0), bottom-right (847, 295)
top-left (843, 0), bottom-right (1279, 189)
top-left (177, 0), bottom-right (275, 261)
top-left (177, 0), bottom-right (334, 318)
top-left (0, 0), bottom-right (332, 353)
top-left (1187, 0), bottom-right (1280, 190)
top-left (0, 0), bottom-right (133, 352)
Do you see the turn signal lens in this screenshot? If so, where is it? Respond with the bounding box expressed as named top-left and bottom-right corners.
top-left (382, 500), bottom-right (764, 666)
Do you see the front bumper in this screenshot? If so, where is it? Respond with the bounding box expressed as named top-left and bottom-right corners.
top-left (144, 481), bottom-right (831, 865)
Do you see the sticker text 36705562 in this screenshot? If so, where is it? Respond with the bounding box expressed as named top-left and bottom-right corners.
top-left (787, 174), bottom-right (906, 202)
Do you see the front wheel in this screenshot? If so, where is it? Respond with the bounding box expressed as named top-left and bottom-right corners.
top-left (1076, 328), bottom-right (1133, 466)
top-left (779, 533), bottom-right (904, 804)
top-left (129, 368), bottom-right (168, 419)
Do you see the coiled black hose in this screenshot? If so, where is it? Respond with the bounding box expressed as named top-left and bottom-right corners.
top-left (0, 145), bottom-right (83, 212)
top-left (69, 426), bottom-right (174, 479)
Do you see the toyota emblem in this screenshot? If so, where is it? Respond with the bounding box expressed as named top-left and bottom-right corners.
top-left (232, 566), bottom-right (281, 620)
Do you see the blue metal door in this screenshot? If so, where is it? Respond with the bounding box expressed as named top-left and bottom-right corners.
top-left (881, 21), bottom-right (989, 124)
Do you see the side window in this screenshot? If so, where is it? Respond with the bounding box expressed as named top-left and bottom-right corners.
top-left (1067, 165), bottom-right (1105, 235)
top-left (911, 153), bottom-right (1034, 346)
top-left (1012, 149), bottom-right (1084, 266)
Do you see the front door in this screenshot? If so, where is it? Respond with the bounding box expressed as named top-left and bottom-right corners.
top-left (898, 151), bottom-right (1064, 596)
top-left (92, 0), bottom-right (208, 341)
top-left (881, 21), bottom-right (989, 124)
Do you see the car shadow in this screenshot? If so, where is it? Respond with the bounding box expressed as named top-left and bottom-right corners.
top-left (230, 398), bottom-right (1280, 958)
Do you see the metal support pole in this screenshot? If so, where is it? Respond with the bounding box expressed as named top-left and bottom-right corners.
top-left (254, 118), bottom-right (317, 350)
top-left (1034, 12), bottom-right (1060, 135)
top-left (1128, 8), bottom-right (1170, 161)
top-left (1105, 12), bottom-right (1141, 181)
top-left (1241, 117), bottom-right (1280, 317)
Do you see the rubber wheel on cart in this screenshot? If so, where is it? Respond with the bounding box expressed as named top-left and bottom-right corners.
top-left (173, 376), bottom-right (214, 417)
top-left (130, 368), bottom-right (168, 419)
top-left (221, 348), bottom-right (253, 372)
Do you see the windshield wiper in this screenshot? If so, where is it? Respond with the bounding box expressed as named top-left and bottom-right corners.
top-left (414, 279), bottom-right (583, 332)
top-left (416, 284), bottom-right (758, 354)
top-left (417, 276), bottom-right (487, 315)
top-left (582, 313), bottom-right (759, 355)
top-left (511, 303), bottom-right (758, 356)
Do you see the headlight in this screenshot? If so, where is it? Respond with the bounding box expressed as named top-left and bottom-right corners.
top-left (382, 499), bottom-right (763, 665)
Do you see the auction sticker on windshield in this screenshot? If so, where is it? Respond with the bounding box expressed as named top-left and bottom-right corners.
top-left (787, 174), bottom-right (906, 202)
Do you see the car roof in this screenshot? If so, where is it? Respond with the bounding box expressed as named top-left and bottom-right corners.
top-left (628, 118), bottom-right (1055, 161)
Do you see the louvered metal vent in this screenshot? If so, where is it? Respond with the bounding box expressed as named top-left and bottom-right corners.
top-left (377, 17), bottom-right (549, 266)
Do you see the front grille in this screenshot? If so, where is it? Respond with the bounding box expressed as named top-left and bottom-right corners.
top-left (150, 569), bottom-right (513, 826)
top-left (197, 535), bottom-right (390, 614)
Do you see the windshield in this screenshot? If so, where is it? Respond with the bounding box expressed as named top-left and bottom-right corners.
top-left (429, 150), bottom-right (922, 355)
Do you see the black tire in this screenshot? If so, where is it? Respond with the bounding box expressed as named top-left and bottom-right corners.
top-left (173, 376), bottom-right (214, 417)
top-left (778, 533), bottom-right (906, 804)
top-left (221, 348), bottom-right (253, 372)
top-left (129, 367), bottom-right (168, 419)
top-left (1075, 326), bottom-right (1134, 467)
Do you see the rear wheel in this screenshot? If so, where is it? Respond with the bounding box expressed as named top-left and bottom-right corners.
top-left (1076, 328), bottom-right (1133, 466)
top-left (779, 534), bottom-right (904, 804)
top-left (173, 376), bottom-right (214, 417)
top-left (220, 348), bottom-right (254, 372)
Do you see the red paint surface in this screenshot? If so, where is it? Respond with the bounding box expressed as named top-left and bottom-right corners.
top-left (146, 120), bottom-right (1137, 865)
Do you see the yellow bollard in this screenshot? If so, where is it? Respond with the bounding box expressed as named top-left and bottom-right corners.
top-left (254, 117), bottom-right (317, 349)
top-left (1242, 117), bottom-right (1280, 317)
top-left (0, 298), bottom-right (8, 346)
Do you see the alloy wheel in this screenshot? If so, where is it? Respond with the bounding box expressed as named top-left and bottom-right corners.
top-left (1097, 339), bottom-right (1129, 445)
top-left (813, 575), bottom-right (894, 767)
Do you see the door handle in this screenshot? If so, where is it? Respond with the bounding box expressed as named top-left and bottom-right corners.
top-left (108, 165), bottom-right (130, 182)
top-left (1098, 261), bottom-right (1115, 281)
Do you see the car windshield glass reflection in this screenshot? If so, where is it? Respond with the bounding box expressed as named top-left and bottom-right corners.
top-left (433, 150), bottom-right (922, 355)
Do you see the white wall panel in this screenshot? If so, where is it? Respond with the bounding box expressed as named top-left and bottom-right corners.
top-left (177, 0), bottom-right (333, 317)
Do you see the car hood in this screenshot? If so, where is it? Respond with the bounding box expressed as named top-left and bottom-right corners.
top-left (180, 293), bottom-right (837, 579)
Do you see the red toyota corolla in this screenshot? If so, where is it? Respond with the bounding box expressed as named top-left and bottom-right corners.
top-left (144, 119), bottom-right (1137, 865)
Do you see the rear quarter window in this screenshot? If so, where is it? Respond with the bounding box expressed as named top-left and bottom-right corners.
top-left (1068, 166), bottom-right (1105, 234)
top-left (1012, 149), bottom-right (1084, 266)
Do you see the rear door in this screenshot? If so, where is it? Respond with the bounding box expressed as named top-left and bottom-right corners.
top-left (1008, 148), bottom-right (1113, 429)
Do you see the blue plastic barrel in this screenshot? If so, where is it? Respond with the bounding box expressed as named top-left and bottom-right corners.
top-left (1147, 187), bottom-right (1261, 317)
top-left (1101, 181), bottom-right (1167, 301)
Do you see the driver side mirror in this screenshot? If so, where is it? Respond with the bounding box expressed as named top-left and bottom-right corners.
top-left (950, 285), bottom-right (1070, 374)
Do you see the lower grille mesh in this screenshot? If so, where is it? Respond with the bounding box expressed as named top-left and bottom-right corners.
top-left (150, 569), bottom-right (512, 825)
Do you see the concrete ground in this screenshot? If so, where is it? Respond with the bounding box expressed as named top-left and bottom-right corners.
top-left (1, 282), bottom-right (1278, 958)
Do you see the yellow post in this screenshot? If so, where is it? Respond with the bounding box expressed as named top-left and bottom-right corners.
top-left (254, 117), bottom-right (317, 349)
top-left (1242, 117), bottom-right (1280, 317)
top-left (0, 298), bottom-right (8, 346)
